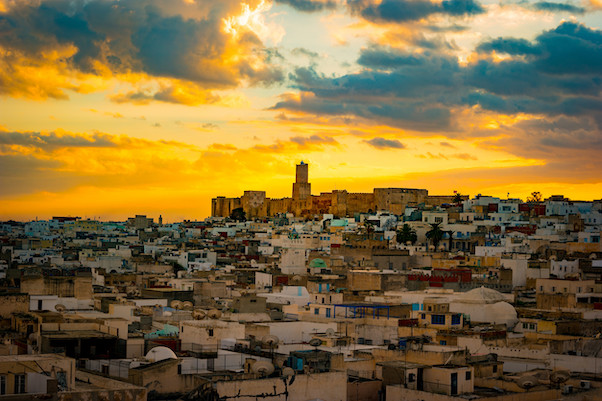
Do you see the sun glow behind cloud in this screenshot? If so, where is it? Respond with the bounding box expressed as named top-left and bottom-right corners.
top-left (224, 1), bottom-right (286, 44)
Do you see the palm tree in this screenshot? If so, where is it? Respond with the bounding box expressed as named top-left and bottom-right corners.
top-left (396, 224), bottom-right (417, 245)
top-left (426, 222), bottom-right (445, 250)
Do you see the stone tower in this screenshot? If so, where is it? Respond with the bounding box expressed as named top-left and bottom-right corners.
top-left (292, 161), bottom-right (311, 200)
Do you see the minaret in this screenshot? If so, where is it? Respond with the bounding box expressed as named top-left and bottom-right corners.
top-left (292, 161), bottom-right (311, 200)
top-left (158, 215), bottom-right (163, 226)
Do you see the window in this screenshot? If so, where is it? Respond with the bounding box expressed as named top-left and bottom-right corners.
top-left (314, 308), bottom-right (319, 315)
top-left (466, 371), bottom-right (472, 380)
top-left (431, 315), bottom-right (445, 325)
top-left (529, 323), bottom-right (536, 330)
top-left (326, 309), bottom-right (331, 318)
top-left (250, 299), bottom-right (257, 303)
top-left (421, 313), bottom-right (426, 319)
top-left (552, 286), bottom-right (556, 292)
top-left (15, 374), bottom-right (25, 394)
top-left (208, 329), bottom-right (214, 337)
top-left (492, 365), bottom-right (498, 373)
top-left (408, 373), bottom-right (416, 382)
top-left (451, 315), bottom-right (461, 325)
top-left (522, 322), bottom-right (528, 329)
top-left (0, 375), bottom-right (5, 395)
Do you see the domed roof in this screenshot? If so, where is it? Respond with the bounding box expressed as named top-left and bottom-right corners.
top-left (456, 286), bottom-right (509, 304)
top-left (309, 258), bottom-right (327, 268)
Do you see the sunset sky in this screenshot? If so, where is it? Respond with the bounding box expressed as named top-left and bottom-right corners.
top-left (1, 0), bottom-right (601, 221)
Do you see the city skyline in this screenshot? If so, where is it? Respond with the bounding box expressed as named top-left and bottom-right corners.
top-left (1, 0), bottom-right (601, 221)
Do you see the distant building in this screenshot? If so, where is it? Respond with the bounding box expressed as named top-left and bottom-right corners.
top-left (212, 162), bottom-right (462, 218)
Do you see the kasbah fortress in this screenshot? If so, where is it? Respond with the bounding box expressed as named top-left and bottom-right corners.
top-left (212, 162), bottom-right (467, 219)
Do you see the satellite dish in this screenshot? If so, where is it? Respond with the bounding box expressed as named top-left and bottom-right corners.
top-left (262, 335), bottom-right (280, 348)
top-left (54, 304), bottom-right (66, 312)
top-left (252, 361), bottom-right (274, 377)
top-left (192, 310), bottom-right (206, 320)
top-left (170, 300), bottom-right (182, 309)
top-left (369, 291), bottom-right (376, 296)
top-left (282, 367), bottom-right (295, 377)
top-left (550, 370), bottom-right (570, 384)
top-left (291, 275), bottom-right (302, 283)
top-left (517, 376), bottom-right (540, 389)
top-left (181, 301), bottom-right (194, 310)
top-left (590, 253), bottom-right (597, 260)
top-left (309, 338), bottom-right (322, 347)
top-left (207, 309), bottom-right (222, 319)
top-left (325, 328), bottom-right (335, 336)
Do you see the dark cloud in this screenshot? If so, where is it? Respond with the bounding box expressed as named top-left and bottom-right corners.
top-left (532, 1), bottom-right (585, 13)
top-left (468, 22), bottom-right (602, 126)
top-left (0, 0), bottom-right (283, 101)
top-left (425, 24), bottom-right (468, 33)
top-left (275, 0), bottom-right (338, 12)
top-left (272, 19), bottom-right (602, 171)
top-left (273, 51), bottom-right (460, 131)
top-left (289, 134), bottom-right (339, 146)
top-left (292, 47), bottom-right (320, 58)
top-left (364, 137), bottom-right (406, 149)
top-left (0, 130), bottom-right (116, 150)
top-left (349, 0), bottom-right (484, 23)
top-left (358, 47), bottom-right (425, 68)
top-left (476, 38), bottom-right (540, 55)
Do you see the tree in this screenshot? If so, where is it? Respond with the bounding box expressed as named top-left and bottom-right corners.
top-left (230, 207), bottom-right (246, 222)
top-left (453, 192), bottom-right (463, 204)
top-left (396, 224), bottom-right (417, 245)
top-left (426, 222), bottom-right (445, 250)
top-left (527, 191), bottom-right (543, 203)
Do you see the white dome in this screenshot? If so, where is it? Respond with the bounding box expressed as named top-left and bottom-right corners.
top-left (450, 301), bottom-right (518, 328)
top-left (145, 346), bottom-right (177, 362)
top-left (456, 286), bottom-right (508, 304)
